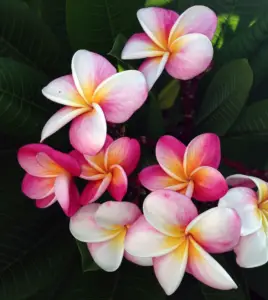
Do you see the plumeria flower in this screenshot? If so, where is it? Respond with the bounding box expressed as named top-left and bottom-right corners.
top-left (69, 201), bottom-right (152, 271)
top-left (18, 144), bottom-right (81, 216)
top-left (41, 50), bottom-right (148, 155)
top-left (125, 190), bottom-right (240, 295)
top-left (219, 174), bottom-right (268, 268)
top-left (71, 135), bottom-right (140, 204)
top-left (121, 6), bottom-right (217, 89)
top-left (139, 134), bottom-right (227, 201)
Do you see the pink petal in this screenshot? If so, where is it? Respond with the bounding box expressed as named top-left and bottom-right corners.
top-left (137, 8), bottom-right (179, 49)
top-left (69, 103), bottom-right (107, 155)
top-left (168, 5), bottom-right (217, 45)
top-left (124, 251), bottom-right (153, 267)
top-left (42, 75), bottom-right (87, 107)
top-left (70, 204), bottom-right (119, 242)
top-left (218, 187), bottom-right (261, 236)
top-left (71, 50), bottom-right (116, 102)
top-left (139, 165), bottom-right (183, 191)
top-left (166, 33), bottom-right (213, 80)
top-left (191, 166), bottom-right (228, 201)
top-left (188, 237), bottom-right (237, 290)
top-left (87, 230), bottom-right (125, 272)
top-left (234, 226), bottom-right (268, 268)
top-left (121, 33), bottom-right (165, 59)
top-left (153, 239), bottom-right (188, 296)
top-left (125, 216), bottom-right (181, 258)
top-left (186, 207), bottom-right (241, 253)
top-left (18, 144), bottom-right (54, 177)
top-left (41, 107), bottom-right (88, 142)
top-left (105, 137), bottom-right (140, 175)
top-left (54, 174), bottom-right (80, 217)
top-left (156, 135), bottom-right (186, 181)
top-left (95, 201), bottom-right (141, 230)
top-left (227, 174), bottom-right (268, 204)
top-left (108, 165), bottom-right (128, 201)
top-left (22, 174), bottom-right (55, 199)
top-left (80, 175), bottom-right (112, 205)
top-left (143, 190), bottom-right (198, 237)
top-left (93, 70), bottom-right (148, 123)
top-left (184, 133), bottom-right (221, 176)
top-left (35, 193), bottom-right (57, 208)
top-left (139, 53), bottom-right (169, 90)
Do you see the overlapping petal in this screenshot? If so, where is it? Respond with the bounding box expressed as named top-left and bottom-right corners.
top-left (93, 70), bottom-right (148, 123)
top-left (36, 193), bottom-right (57, 208)
top-left (143, 190), bottom-right (198, 236)
top-left (166, 33), bottom-right (213, 80)
top-left (124, 251), bottom-right (153, 267)
top-left (69, 103), bottom-right (107, 155)
top-left (107, 165), bottom-right (128, 201)
top-left (22, 174), bottom-right (55, 199)
top-left (186, 207), bottom-right (241, 253)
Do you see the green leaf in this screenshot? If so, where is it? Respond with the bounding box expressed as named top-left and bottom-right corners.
top-left (145, 0), bottom-right (173, 7)
top-left (228, 99), bottom-right (268, 138)
top-left (158, 79), bottom-right (180, 110)
top-left (76, 241), bottom-right (100, 272)
top-left (66, 0), bottom-right (144, 54)
top-left (0, 58), bottom-right (52, 142)
top-left (147, 93), bottom-right (165, 139)
top-left (196, 59), bottom-right (253, 136)
top-left (250, 41), bottom-right (268, 87)
top-left (108, 34), bottom-right (127, 61)
top-left (0, 0), bottom-right (61, 75)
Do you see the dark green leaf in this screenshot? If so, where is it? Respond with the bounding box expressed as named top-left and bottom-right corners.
top-left (0, 0), bottom-right (61, 75)
top-left (108, 34), bottom-right (128, 61)
top-left (147, 93), bottom-right (165, 139)
top-left (66, 0), bottom-right (144, 54)
top-left (145, 0), bottom-right (173, 7)
top-left (196, 59), bottom-right (253, 136)
top-left (158, 79), bottom-right (180, 110)
top-left (250, 41), bottom-right (268, 87)
top-left (76, 241), bottom-right (100, 272)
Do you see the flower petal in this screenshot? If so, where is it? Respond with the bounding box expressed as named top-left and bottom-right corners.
top-left (218, 187), bottom-right (261, 236)
top-left (54, 174), bottom-right (80, 217)
top-left (166, 33), bottom-right (213, 80)
top-left (93, 70), bottom-right (148, 123)
top-left (139, 53), bottom-right (169, 90)
top-left (87, 230), bottom-right (125, 272)
top-left (234, 227), bottom-right (268, 268)
top-left (186, 207), bottom-right (241, 253)
top-left (139, 165), bottom-right (182, 191)
top-left (143, 190), bottom-right (198, 237)
top-left (105, 137), bottom-right (140, 175)
top-left (41, 107), bottom-right (88, 142)
top-left (35, 193), bottom-right (57, 208)
top-left (121, 33), bottom-right (165, 59)
top-left (70, 204), bottom-right (119, 242)
top-left (22, 174), bottom-right (55, 199)
top-left (227, 174), bottom-right (268, 204)
top-left (69, 103), bottom-right (107, 155)
top-left (188, 237), bottom-right (237, 290)
top-left (169, 5), bottom-right (217, 45)
top-left (156, 135), bottom-right (186, 181)
top-left (80, 175), bottom-right (112, 205)
top-left (108, 165), bottom-right (128, 201)
top-left (42, 75), bottom-right (87, 107)
top-left (191, 166), bottom-right (228, 201)
top-left (71, 50), bottom-right (116, 102)
top-left (153, 239), bottom-right (188, 296)
top-left (137, 8), bottom-right (179, 49)
top-left (124, 251), bottom-right (153, 267)
top-left (183, 133), bottom-right (221, 176)
top-left (95, 201), bottom-right (141, 230)
top-left (125, 216), bottom-right (181, 257)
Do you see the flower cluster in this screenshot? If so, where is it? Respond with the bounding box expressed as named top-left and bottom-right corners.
top-left (17, 5), bottom-right (268, 297)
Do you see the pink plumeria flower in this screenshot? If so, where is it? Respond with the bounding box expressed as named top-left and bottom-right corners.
top-left (70, 201), bottom-right (152, 271)
top-left (41, 50), bottom-right (148, 155)
top-left (17, 144), bottom-right (81, 216)
top-left (125, 190), bottom-right (240, 295)
top-left (219, 174), bottom-right (268, 268)
top-left (71, 135), bottom-right (140, 204)
top-left (139, 134), bottom-right (227, 201)
top-left (121, 6), bottom-right (217, 89)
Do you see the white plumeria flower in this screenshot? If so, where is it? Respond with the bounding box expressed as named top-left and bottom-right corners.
top-left (69, 201), bottom-right (152, 272)
top-left (219, 174), bottom-right (268, 268)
